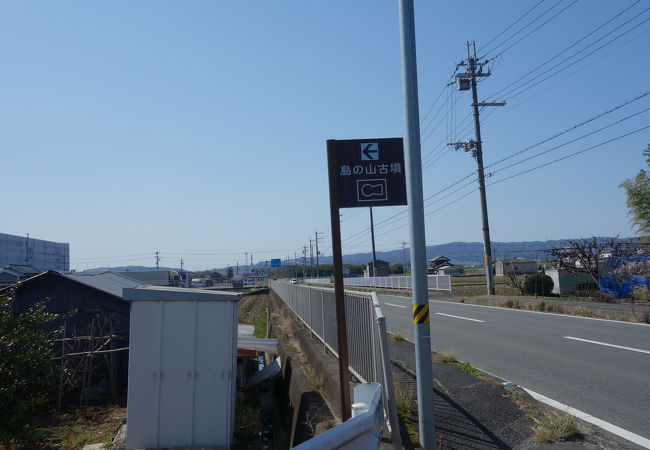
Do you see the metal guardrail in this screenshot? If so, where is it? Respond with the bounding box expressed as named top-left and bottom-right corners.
top-left (307, 274), bottom-right (452, 291)
top-left (294, 383), bottom-right (384, 449)
top-left (271, 281), bottom-right (400, 448)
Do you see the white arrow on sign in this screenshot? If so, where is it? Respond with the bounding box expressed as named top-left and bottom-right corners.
top-left (361, 143), bottom-right (379, 160)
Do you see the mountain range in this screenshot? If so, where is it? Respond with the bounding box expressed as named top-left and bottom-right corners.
top-left (82, 238), bottom-right (615, 274)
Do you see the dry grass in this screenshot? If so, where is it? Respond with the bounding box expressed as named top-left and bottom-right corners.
top-left (302, 361), bottom-right (327, 399)
top-left (238, 293), bottom-right (268, 338)
top-left (434, 350), bottom-right (458, 363)
top-left (394, 379), bottom-right (414, 418)
top-left (495, 299), bottom-right (614, 320)
top-left (391, 332), bottom-right (405, 342)
top-left (533, 413), bottom-right (579, 443)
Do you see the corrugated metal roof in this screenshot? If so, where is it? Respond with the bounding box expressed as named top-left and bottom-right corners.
top-left (59, 271), bottom-right (145, 298)
top-left (1, 265), bottom-right (40, 275)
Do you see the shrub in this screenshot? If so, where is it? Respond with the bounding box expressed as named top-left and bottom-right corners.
top-left (524, 274), bottom-right (554, 296)
top-left (0, 288), bottom-right (60, 449)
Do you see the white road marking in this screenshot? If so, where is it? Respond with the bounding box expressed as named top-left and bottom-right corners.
top-left (425, 298), bottom-right (650, 326)
top-left (385, 302), bottom-right (407, 309)
top-left (435, 312), bottom-right (485, 323)
top-left (564, 336), bottom-right (650, 355)
top-left (521, 387), bottom-right (650, 449)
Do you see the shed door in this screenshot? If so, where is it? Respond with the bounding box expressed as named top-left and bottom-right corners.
top-left (193, 301), bottom-right (234, 446)
top-left (158, 301), bottom-right (196, 447)
top-left (126, 301), bottom-right (162, 449)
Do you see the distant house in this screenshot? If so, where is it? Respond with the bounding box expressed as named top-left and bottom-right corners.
top-left (364, 260), bottom-right (389, 277)
top-left (495, 259), bottom-right (538, 276)
top-left (428, 256), bottom-right (451, 269)
top-left (0, 264), bottom-right (40, 287)
top-left (210, 272), bottom-right (224, 283)
top-left (428, 256), bottom-right (460, 275)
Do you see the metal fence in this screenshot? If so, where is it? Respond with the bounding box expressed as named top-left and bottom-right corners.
top-left (271, 281), bottom-right (400, 448)
top-left (307, 274), bottom-right (452, 291)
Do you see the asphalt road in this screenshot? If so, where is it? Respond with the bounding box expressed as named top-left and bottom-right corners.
top-left (377, 292), bottom-right (650, 448)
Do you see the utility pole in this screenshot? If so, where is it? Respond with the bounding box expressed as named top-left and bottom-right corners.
top-left (448, 41), bottom-right (505, 296)
top-left (303, 246), bottom-right (308, 279)
top-left (315, 230), bottom-right (324, 278)
top-left (180, 259), bottom-right (184, 271)
top-left (155, 250), bottom-right (160, 270)
top-left (244, 252), bottom-right (248, 275)
top-left (398, 1), bottom-right (436, 446)
top-left (309, 239), bottom-right (314, 277)
top-left (369, 207), bottom-right (377, 277)
top-left (401, 241), bottom-right (408, 274)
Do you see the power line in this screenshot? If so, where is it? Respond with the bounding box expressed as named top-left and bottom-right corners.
top-left (479, 25), bottom-right (650, 127)
top-left (488, 106), bottom-right (650, 177)
top-left (489, 124), bottom-right (650, 186)
top-left (486, 91), bottom-right (650, 170)
top-left (484, 1), bottom-right (643, 102)
top-left (480, 0), bottom-right (573, 58)
top-left (492, 12), bottom-right (650, 102)
top-left (375, 126), bottom-right (649, 239)
top-left (477, 0), bottom-right (548, 54)
top-left (344, 98), bottom-right (650, 243)
top-left (484, 0), bottom-right (579, 60)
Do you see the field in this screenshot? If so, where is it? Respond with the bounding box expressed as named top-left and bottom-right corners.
top-left (450, 274), bottom-right (523, 297)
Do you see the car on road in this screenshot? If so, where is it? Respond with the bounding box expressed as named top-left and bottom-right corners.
top-left (289, 278), bottom-right (298, 284)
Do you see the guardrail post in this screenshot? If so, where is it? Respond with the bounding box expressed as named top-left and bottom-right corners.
top-left (321, 290), bottom-right (326, 355)
top-left (372, 293), bottom-right (402, 449)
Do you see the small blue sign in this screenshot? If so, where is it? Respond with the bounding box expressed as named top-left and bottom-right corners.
top-left (271, 258), bottom-right (282, 268)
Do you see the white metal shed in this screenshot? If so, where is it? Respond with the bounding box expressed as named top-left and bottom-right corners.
top-left (123, 286), bottom-right (240, 450)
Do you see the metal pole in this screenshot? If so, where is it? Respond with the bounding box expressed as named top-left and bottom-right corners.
top-left (370, 207), bottom-right (377, 277)
top-left (315, 230), bottom-right (320, 278)
top-left (468, 51), bottom-right (496, 295)
top-left (326, 139), bottom-right (352, 421)
top-left (397, 1), bottom-right (436, 447)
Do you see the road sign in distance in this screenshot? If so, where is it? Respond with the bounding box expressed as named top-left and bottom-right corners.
top-left (270, 259), bottom-right (282, 268)
top-left (330, 138), bottom-right (407, 208)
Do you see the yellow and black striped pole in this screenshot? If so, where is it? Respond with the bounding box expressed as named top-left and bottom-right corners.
top-left (413, 304), bottom-right (430, 325)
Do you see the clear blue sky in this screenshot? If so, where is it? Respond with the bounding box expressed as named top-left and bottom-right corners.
top-left (1, 1), bottom-right (648, 271)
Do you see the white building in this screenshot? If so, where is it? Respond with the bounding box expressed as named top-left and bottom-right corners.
top-left (494, 259), bottom-right (537, 276)
top-left (0, 232), bottom-right (69, 272)
top-left (545, 267), bottom-right (594, 295)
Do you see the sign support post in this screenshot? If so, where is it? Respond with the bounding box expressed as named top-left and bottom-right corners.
top-left (398, 0), bottom-right (436, 447)
top-left (326, 136), bottom-right (407, 422)
top-left (326, 139), bottom-right (352, 421)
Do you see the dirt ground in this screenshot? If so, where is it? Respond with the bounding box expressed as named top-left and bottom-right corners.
top-left (28, 403), bottom-right (126, 450)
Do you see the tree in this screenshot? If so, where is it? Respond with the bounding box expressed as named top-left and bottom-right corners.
top-left (0, 288), bottom-right (60, 448)
top-left (226, 266), bottom-right (234, 279)
top-left (523, 274), bottom-right (554, 296)
top-left (620, 144), bottom-right (650, 237)
top-left (545, 237), bottom-right (639, 285)
top-left (389, 263), bottom-right (405, 274)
